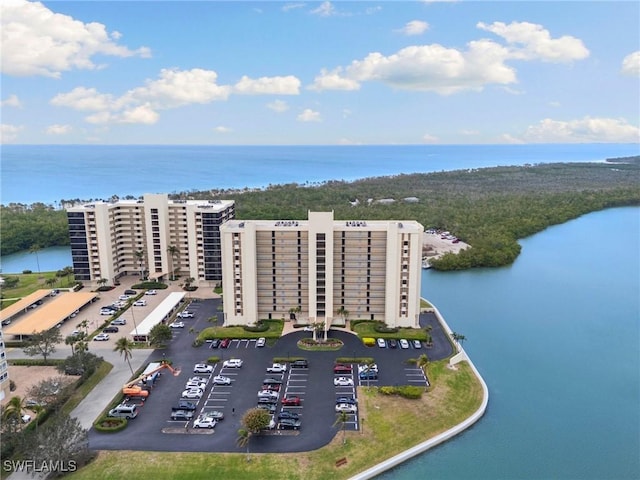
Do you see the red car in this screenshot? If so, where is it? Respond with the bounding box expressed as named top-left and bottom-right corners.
top-left (333, 364), bottom-right (352, 374)
top-left (262, 384), bottom-right (281, 392)
top-left (281, 396), bottom-right (301, 406)
top-left (220, 338), bottom-right (231, 348)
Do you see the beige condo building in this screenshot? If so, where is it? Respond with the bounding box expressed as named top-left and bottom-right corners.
top-left (0, 326), bottom-right (9, 402)
top-left (220, 211), bottom-right (423, 331)
top-left (66, 194), bottom-right (234, 288)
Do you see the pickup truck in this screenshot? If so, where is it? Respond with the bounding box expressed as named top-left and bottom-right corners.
top-left (266, 363), bottom-right (287, 374)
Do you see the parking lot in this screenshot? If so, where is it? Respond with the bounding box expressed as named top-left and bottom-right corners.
top-left (88, 297), bottom-right (450, 453)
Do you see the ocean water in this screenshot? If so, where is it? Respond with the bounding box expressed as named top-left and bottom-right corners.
top-left (1, 144), bottom-right (639, 205)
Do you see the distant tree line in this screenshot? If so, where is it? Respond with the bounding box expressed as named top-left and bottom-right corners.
top-left (2, 162), bottom-right (639, 271)
top-left (0, 203), bottom-right (69, 256)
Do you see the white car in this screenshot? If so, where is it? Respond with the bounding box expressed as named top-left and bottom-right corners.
top-left (223, 358), bottom-right (243, 368)
top-left (177, 311), bottom-right (194, 318)
top-left (133, 300), bottom-right (147, 307)
top-left (376, 338), bottom-right (387, 348)
top-left (193, 364), bottom-right (213, 374)
top-left (185, 380), bottom-right (207, 390)
top-left (266, 363), bottom-right (287, 373)
top-left (145, 290), bottom-right (157, 295)
top-left (334, 377), bottom-right (354, 387)
top-left (357, 363), bottom-right (379, 373)
top-left (118, 295), bottom-right (131, 301)
top-left (188, 376), bottom-right (208, 384)
top-left (399, 338), bottom-right (410, 349)
top-left (256, 337), bottom-right (266, 347)
top-left (169, 321), bottom-right (185, 328)
top-left (212, 375), bottom-right (231, 385)
top-left (93, 333), bottom-right (110, 341)
top-left (100, 309), bottom-right (116, 315)
top-left (181, 389), bottom-right (204, 399)
top-left (335, 403), bottom-right (358, 414)
top-left (257, 390), bottom-right (278, 399)
top-left (193, 415), bottom-right (216, 429)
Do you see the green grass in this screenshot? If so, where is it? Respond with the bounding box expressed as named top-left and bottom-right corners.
top-left (196, 320), bottom-right (284, 342)
top-left (0, 271), bottom-right (77, 307)
top-left (66, 359), bottom-right (484, 480)
top-left (350, 321), bottom-right (428, 341)
top-left (61, 362), bottom-right (113, 416)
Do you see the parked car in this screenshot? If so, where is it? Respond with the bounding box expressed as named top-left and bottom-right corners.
top-left (185, 380), bottom-right (207, 390)
top-left (193, 415), bottom-right (216, 429)
top-left (111, 318), bottom-right (126, 325)
top-left (256, 403), bottom-right (276, 414)
top-left (333, 364), bottom-right (352, 374)
top-left (118, 295), bottom-right (131, 301)
top-left (93, 333), bottom-right (110, 341)
top-left (335, 396), bottom-right (358, 405)
top-left (376, 338), bottom-right (387, 348)
top-left (413, 340), bottom-right (422, 349)
top-left (399, 339), bottom-right (410, 349)
top-left (335, 403), bottom-right (357, 414)
top-left (108, 404), bottom-right (137, 419)
top-left (193, 364), bottom-right (213, 374)
top-left (177, 311), bottom-right (194, 318)
top-left (278, 418), bottom-right (301, 430)
top-left (261, 383), bottom-right (281, 392)
top-left (209, 338), bottom-right (221, 348)
top-left (357, 363), bottom-right (378, 373)
top-left (100, 309), bottom-right (116, 316)
top-left (220, 338), bottom-right (231, 348)
top-left (212, 375), bottom-right (231, 385)
top-left (290, 359), bottom-right (309, 368)
top-left (256, 337), bottom-right (266, 347)
top-left (202, 410), bottom-right (224, 421)
top-left (281, 396), bottom-right (301, 406)
top-left (145, 290), bottom-right (157, 295)
top-left (124, 289), bottom-right (137, 296)
top-left (222, 358), bottom-right (243, 368)
top-left (359, 370), bottom-right (378, 380)
top-left (181, 389), bottom-right (204, 399)
top-left (278, 410), bottom-right (300, 420)
top-left (334, 377), bottom-right (354, 387)
top-left (388, 339), bottom-right (398, 349)
top-left (171, 410), bottom-right (194, 421)
top-left (258, 390), bottom-right (278, 399)
top-left (172, 400), bottom-right (197, 411)
top-left (103, 326), bottom-right (119, 333)
top-left (133, 300), bottom-right (147, 307)
top-left (258, 396), bottom-right (278, 404)
top-left (266, 363), bottom-right (287, 373)
top-left (262, 378), bottom-right (283, 385)
top-left (169, 321), bottom-right (185, 329)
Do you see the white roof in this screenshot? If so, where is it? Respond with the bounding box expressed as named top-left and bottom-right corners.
top-left (130, 292), bottom-right (185, 336)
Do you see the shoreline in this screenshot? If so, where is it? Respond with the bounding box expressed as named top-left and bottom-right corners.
top-left (349, 301), bottom-right (489, 479)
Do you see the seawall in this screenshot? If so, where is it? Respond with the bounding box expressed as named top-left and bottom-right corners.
top-left (349, 301), bottom-right (490, 480)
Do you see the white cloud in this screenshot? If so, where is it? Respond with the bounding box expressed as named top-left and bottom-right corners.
top-left (119, 104), bottom-right (159, 124)
top-left (461, 129), bottom-right (479, 136)
top-left (51, 87), bottom-right (114, 111)
top-left (621, 51), bottom-right (640, 77)
top-left (234, 75), bottom-right (301, 95)
top-left (422, 133), bottom-right (439, 143)
top-left (548, 101), bottom-right (561, 108)
top-left (45, 124), bottom-right (72, 135)
top-left (0, 0), bottom-right (151, 78)
top-left (399, 20), bottom-right (429, 36)
top-left (311, 1), bottom-right (337, 17)
top-left (267, 100), bottom-right (289, 113)
top-left (1, 94), bottom-right (22, 108)
top-left (282, 3), bottom-right (306, 12)
top-left (365, 6), bottom-right (382, 15)
top-left (477, 21), bottom-right (589, 63)
top-left (309, 68), bottom-right (361, 91)
top-left (522, 116), bottom-right (640, 143)
top-left (214, 126), bottom-right (232, 133)
top-left (1, 124), bottom-right (23, 143)
top-left (297, 108), bottom-right (322, 122)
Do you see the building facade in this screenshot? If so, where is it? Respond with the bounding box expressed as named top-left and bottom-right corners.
top-left (220, 211), bottom-right (423, 330)
top-left (0, 326), bottom-right (9, 402)
top-left (66, 194), bottom-right (234, 287)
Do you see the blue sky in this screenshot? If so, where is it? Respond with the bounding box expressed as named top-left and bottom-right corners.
top-left (1, 0), bottom-right (639, 145)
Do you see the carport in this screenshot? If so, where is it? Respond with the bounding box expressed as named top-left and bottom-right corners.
top-left (4, 291), bottom-right (99, 339)
top-left (130, 292), bottom-right (185, 341)
top-left (0, 289), bottom-right (52, 325)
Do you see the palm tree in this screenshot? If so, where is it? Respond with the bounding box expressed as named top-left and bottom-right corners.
top-left (333, 410), bottom-right (350, 445)
top-left (417, 353), bottom-right (430, 391)
top-left (167, 245), bottom-right (179, 281)
top-left (114, 337), bottom-right (135, 375)
top-left (45, 277), bottom-right (56, 289)
top-left (236, 428), bottom-right (251, 460)
top-left (62, 266), bottom-right (75, 286)
top-left (336, 306), bottom-right (349, 325)
top-left (451, 332), bottom-right (467, 348)
top-left (134, 250), bottom-right (145, 280)
top-left (29, 244), bottom-right (41, 274)
top-left (2, 396), bottom-right (26, 429)
top-left (97, 278), bottom-right (108, 289)
top-left (77, 319), bottom-right (89, 335)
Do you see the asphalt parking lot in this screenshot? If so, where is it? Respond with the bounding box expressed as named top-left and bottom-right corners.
top-left (88, 298), bottom-right (451, 453)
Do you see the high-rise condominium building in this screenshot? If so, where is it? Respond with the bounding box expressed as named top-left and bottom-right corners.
top-left (0, 326), bottom-right (9, 402)
top-left (66, 194), bottom-right (234, 287)
top-left (220, 211), bottom-right (423, 330)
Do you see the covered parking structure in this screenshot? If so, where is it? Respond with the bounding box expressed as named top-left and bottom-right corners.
top-left (130, 292), bottom-right (185, 342)
top-left (0, 290), bottom-right (52, 326)
top-left (4, 292), bottom-right (99, 339)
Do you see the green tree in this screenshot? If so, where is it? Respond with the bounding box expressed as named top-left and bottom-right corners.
top-left (241, 408), bottom-right (271, 434)
top-left (62, 266), bottom-right (75, 286)
top-left (149, 323), bottom-right (173, 347)
top-left (1, 396), bottom-right (26, 426)
top-left (336, 306), bottom-right (349, 324)
top-left (29, 244), bottom-right (42, 273)
top-left (167, 245), bottom-right (179, 281)
top-left (97, 278), bottom-right (108, 289)
top-left (333, 410), bottom-right (350, 445)
top-left (114, 337), bottom-right (135, 375)
top-left (451, 332), bottom-right (466, 348)
top-left (23, 329), bottom-right (62, 364)
top-left (31, 414), bottom-right (94, 473)
top-left (134, 250), bottom-right (145, 280)
top-left (45, 277), bottom-right (56, 289)
top-left (417, 353), bottom-right (430, 391)
top-left (236, 428), bottom-right (251, 458)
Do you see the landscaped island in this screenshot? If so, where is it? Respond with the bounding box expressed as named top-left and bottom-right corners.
top-left (2, 160), bottom-right (639, 270)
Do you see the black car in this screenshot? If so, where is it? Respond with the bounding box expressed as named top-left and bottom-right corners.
top-left (170, 410), bottom-right (195, 421)
top-left (172, 400), bottom-right (197, 411)
top-left (209, 339), bottom-right (220, 348)
top-left (278, 410), bottom-right (300, 421)
top-left (124, 289), bottom-right (137, 296)
top-left (290, 359), bottom-right (309, 368)
top-left (263, 378), bottom-right (283, 385)
top-left (278, 418), bottom-right (301, 430)
top-left (335, 396), bottom-right (357, 405)
top-left (103, 326), bottom-right (119, 333)
top-left (388, 339), bottom-right (398, 349)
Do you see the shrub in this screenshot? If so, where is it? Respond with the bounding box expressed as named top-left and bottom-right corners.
top-left (378, 385), bottom-right (423, 399)
top-left (192, 339), bottom-right (204, 348)
top-left (132, 281), bottom-right (168, 290)
top-left (374, 321), bottom-right (399, 334)
top-left (93, 416), bottom-right (128, 433)
top-left (207, 356), bottom-right (220, 364)
top-left (22, 269), bottom-right (32, 274)
top-left (243, 321), bottom-right (269, 332)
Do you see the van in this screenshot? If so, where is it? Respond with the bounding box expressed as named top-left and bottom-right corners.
top-left (108, 404), bottom-right (138, 419)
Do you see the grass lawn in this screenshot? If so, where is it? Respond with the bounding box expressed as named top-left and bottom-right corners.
top-left (350, 321), bottom-right (428, 341)
top-left (1, 271), bottom-right (77, 307)
top-left (66, 360), bottom-right (484, 480)
top-left (197, 320), bottom-right (284, 342)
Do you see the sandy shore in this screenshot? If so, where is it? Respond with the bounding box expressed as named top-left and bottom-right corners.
top-left (422, 232), bottom-right (470, 262)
